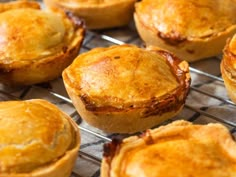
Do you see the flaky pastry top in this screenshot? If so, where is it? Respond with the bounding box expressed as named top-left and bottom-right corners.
top-left (103, 120), bottom-right (236, 177)
top-left (0, 0), bottom-right (40, 12)
top-left (63, 45), bottom-right (190, 111)
top-left (0, 99), bottom-right (75, 173)
top-left (0, 5), bottom-right (82, 71)
top-left (135, 0), bottom-right (236, 41)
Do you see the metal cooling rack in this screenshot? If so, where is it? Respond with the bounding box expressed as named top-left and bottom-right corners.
top-left (1, 1), bottom-right (236, 176)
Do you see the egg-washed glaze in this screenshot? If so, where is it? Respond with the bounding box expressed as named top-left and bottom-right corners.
top-left (136, 0), bottom-right (236, 41)
top-left (0, 99), bottom-right (80, 176)
top-left (63, 44), bottom-right (190, 133)
top-left (134, 0), bottom-right (236, 62)
top-left (102, 120), bottom-right (236, 177)
top-left (0, 1), bottom-right (84, 85)
top-left (0, 9), bottom-right (66, 62)
top-left (64, 44), bottom-right (190, 113)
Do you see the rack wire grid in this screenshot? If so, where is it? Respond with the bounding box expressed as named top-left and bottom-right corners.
top-left (1, 1), bottom-right (236, 177)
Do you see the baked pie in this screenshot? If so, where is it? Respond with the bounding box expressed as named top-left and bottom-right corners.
top-left (44, 0), bottom-right (136, 29)
top-left (221, 34), bottom-right (236, 103)
top-left (62, 44), bottom-right (191, 133)
top-left (0, 0), bottom-right (85, 86)
top-left (134, 0), bottom-right (236, 62)
top-left (0, 99), bottom-right (80, 177)
top-left (101, 120), bottom-right (236, 177)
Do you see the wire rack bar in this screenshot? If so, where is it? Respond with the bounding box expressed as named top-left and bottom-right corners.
top-left (0, 90), bottom-right (20, 100)
top-left (71, 172), bottom-right (83, 177)
top-left (79, 126), bottom-right (112, 142)
top-left (49, 90), bottom-right (73, 104)
top-left (79, 150), bottom-right (102, 165)
top-left (189, 67), bottom-right (223, 82)
top-left (190, 86), bottom-right (236, 106)
top-left (100, 34), bottom-right (125, 45)
top-left (185, 104), bottom-right (236, 127)
top-left (92, 32), bottom-right (126, 45)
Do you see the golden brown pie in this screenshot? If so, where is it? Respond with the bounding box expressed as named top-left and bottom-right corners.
top-left (0, 99), bottom-right (80, 177)
top-left (43, 0), bottom-right (136, 29)
top-left (0, 1), bottom-right (85, 86)
top-left (134, 0), bottom-right (236, 62)
top-left (221, 34), bottom-right (236, 103)
top-left (101, 120), bottom-right (236, 177)
top-left (62, 44), bottom-right (191, 133)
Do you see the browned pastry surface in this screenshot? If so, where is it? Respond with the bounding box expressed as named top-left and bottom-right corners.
top-left (221, 34), bottom-right (236, 103)
top-left (134, 0), bottom-right (236, 62)
top-left (44, 0), bottom-right (136, 29)
top-left (0, 0), bottom-right (40, 12)
top-left (0, 99), bottom-right (80, 177)
top-left (63, 44), bottom-right (191, 133)
top-left (101, 120), bottom-right (236, 177)
top-left (0, 1), bottom-right (85, 85)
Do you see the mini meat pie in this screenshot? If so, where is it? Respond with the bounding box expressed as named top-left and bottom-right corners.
top-left (101, 120), bottom-right (236, 177)
top-left (62, 44), bottom-right (191, 133)
top-left (0, 99), bottom-right (80, 177)
top-left (134, 0), bottom-right (236, 62)
top-left (221, 34), bottom-right (236, 103)
top-left (44, 0), bottom-right (136, 29)
top-left (0, 1), bottom-right (85, 86)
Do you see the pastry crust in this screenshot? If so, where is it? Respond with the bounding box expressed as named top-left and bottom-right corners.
top-left (221, 35), bottom-right (236, 103)
top-left (62, 44), bottom-right (191, 133)
top-left (134, 0), bottom-right (236, 62)
top-left (0, 1), bottom-right (85, 86)
top-left (0, 99), bottom-right (80, 177)
top-left (101, 120), bottom-right (236, 177)
top-left (0, 0), bottom-right (40, 12)
top-left (44, 0), bottom-right (136, 29)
